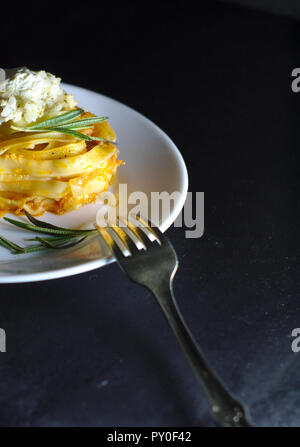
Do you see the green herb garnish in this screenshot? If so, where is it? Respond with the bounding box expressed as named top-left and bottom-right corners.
top-left (0, 211), bottom-right (98, 255)
top-left (10, 109), bottom-right (114, 144)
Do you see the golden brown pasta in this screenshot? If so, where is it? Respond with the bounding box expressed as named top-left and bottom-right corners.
top-left (0, 113), bottom-right (121, 216)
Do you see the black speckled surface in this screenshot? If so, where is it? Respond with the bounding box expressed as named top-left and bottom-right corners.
top-left (1, 2), bottom-right (300, 427)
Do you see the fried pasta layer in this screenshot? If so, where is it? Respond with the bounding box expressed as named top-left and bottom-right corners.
top-left (0, 114), bottom-right (121, 216)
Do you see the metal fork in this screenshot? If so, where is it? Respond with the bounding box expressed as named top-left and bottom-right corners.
top-left (96, 215), bottom-right (252, 427)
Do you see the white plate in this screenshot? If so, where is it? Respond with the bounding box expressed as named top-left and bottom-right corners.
top-left (0, 84), bottom-right (188, 283)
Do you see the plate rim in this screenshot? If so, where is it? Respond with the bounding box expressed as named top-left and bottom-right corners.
top-left (0, 84), bottom-right (188, 283)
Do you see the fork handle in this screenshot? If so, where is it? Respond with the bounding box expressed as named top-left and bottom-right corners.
top-left (149, 278), bottom-right (252, 427)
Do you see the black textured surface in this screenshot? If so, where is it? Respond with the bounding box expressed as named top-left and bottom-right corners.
top-left (1, 2), bottom-right (300, 427)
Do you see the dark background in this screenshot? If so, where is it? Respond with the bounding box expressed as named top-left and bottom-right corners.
top-left (0, 0), bottom-right (300, 427)
top-left (225, 0), bottom-right (300, 20)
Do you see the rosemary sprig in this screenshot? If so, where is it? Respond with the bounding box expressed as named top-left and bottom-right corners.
top-left (4, 217), bottom-right (87, 236)
top-left (0, 235), bottom-right (25, 253)
top-left (23, 210), bottom-right (89, 232)
top-left (27, 109), bottom-right (85, 128)
top-left (47, 127), bottom-right (112, 143)
top-left (26, 234), bottom-right (84, 242)
top-left (10, 109), bottom-right (114, 143)
top-left (56, 116), bottom-right (108, 129)
top-left (34, 236), bottom-right (87, 250)
top-left (0, 212), bottom-right (98, 255)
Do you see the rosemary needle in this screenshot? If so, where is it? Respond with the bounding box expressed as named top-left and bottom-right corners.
top-left (10, 109), bottom-right (113, 143)
top-left (0, 212), bottom-right (97, 255)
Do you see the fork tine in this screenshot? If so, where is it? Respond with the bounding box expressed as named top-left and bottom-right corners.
top-left (134, 225), bottom-right (156, 249)
top-left (95, 225), bottom-right (125, 262)
top-left (110, 237), bottom-right (126, 262)
top-left (119, 216), bottom-right (152, 249)
top-left (109, 224), bottom-right (139, 256)
top-left (135, 214), bottom-right (166, 244)
top-left (123, 232), bottom-right (140, 255)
